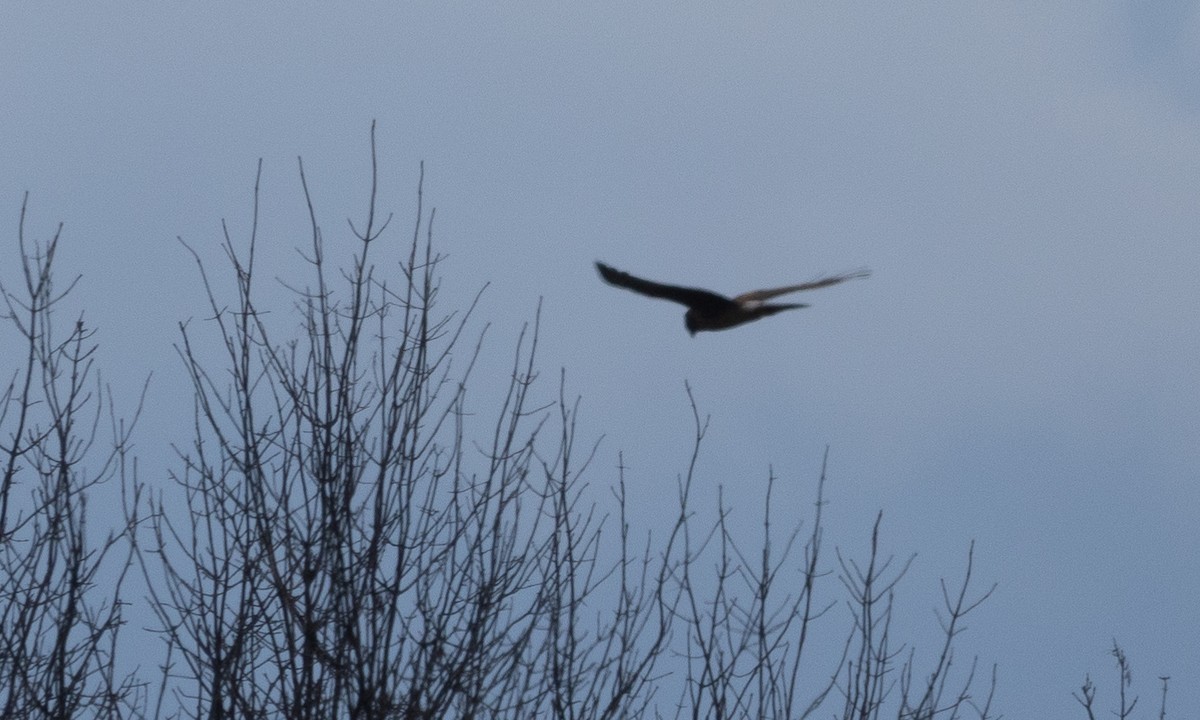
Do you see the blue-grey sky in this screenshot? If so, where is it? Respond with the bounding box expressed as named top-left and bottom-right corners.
top-left (3, 4), bottom-right (1198, 717)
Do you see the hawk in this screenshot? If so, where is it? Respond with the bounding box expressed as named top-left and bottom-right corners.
top-left (595, 262), bottom-right (869, 335)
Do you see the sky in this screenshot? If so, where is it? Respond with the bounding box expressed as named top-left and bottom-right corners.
top-left (3, 3), bottom-right (1199, 717)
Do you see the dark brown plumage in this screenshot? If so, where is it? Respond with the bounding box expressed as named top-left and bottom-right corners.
top-left (595, 262), bottom-right (869, 335)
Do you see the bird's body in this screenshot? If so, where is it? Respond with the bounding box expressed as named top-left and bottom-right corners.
top-left (595, 262), bottom-right (869, 335)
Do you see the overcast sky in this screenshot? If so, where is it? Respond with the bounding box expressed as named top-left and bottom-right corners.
top-left (3, 3), bottom-right (1199, 717)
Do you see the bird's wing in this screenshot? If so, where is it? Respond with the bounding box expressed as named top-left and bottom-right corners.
top-left (595, 262), bottom-right (732, 313)
top-left (733, 268), bottom-right (870, 302)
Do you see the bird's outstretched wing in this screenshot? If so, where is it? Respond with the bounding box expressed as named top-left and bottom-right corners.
top-left (595, 262), bottom-right (732, 313)
top-left (734, 268), bottom-right (870, 302)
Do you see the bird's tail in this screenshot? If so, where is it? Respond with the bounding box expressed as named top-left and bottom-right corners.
top-left (757, 302), bottom-right (808, 317)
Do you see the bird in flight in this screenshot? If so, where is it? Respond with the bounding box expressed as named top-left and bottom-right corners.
top-left (595, 262), bottom-right (869, 335)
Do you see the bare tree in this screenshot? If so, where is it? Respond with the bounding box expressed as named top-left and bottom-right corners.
top-left (835, 521), bottom-right (996, 720)
top-left (670, 409), bottom-right (997, 720)
top-left (111, 125), bottom-right (1000, 719)
top-left (0, 195), bottom-right (142, 718)
top-left (20, 124), bottom-right (1200, 720)
top-left (1075, 642), bottom-right (1173, 720)
top-left (128, 125), bottom-right (687, 719)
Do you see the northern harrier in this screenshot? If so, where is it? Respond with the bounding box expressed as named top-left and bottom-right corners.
top-left (595, 262), bottom-right (869, 335)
